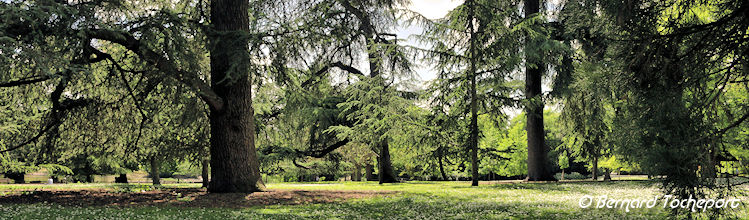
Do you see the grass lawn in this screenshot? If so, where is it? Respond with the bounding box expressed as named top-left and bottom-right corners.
top-left (0, 181), bottom-right (746, 219)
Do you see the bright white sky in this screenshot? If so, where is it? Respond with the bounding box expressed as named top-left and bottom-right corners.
top-left (405, 0), bottom-right (464, 20)
top-left (396, 0), bottom-right (464, 82)
top-left (399, 0), bottom-right (560, 116)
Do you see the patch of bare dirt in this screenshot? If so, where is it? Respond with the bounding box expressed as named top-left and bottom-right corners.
top-left (0, 188), bottom-right (396, 208)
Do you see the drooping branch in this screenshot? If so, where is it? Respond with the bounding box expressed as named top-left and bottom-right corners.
top-left (301, 139), bottom-right (350, 158)
top-left (301, 61), bottom-right (365, 87)
top-left (0, 75), bottom-right (96, 153)
top-left (85, 28), bottom-right (224, 111)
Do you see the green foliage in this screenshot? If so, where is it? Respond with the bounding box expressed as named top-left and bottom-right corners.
top-left (558, 151), bottom-right (570, 170)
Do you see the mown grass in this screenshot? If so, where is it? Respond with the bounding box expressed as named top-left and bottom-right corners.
top-left (0, 181), bottom-right (746, 219)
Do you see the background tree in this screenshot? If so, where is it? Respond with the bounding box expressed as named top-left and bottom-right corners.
top-left (413, 0), bottom-right (525, 185)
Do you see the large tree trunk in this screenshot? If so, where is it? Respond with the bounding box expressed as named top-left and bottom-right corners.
top-left (114, 174), bottom-right (128, 183)
top-left (365, 163), bottom-right (374, 181)
top-left (150, 157), bottom-right (161, 185)
top-left (202, 158), bottom-right (210, 188)
top-left (592, 155), bottom-right (598, 181)
top-left (378, 141), bottom-right (398, 183)
top-left (207, 0), bottom-right (264, 193)
top-left (524, 0), bottom-right (555, 182)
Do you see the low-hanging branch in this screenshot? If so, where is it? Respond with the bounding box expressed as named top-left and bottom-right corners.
top-left (301, 139), bottom-right (350, 158)
top-left (85, 28), bottom-right (225, 112)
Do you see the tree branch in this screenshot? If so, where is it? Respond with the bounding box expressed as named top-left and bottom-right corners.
top-left (301, 62), bottom-right (365, 87)
top-left (86, 28), bottom-right (225, 111)
top-left (0, 76), bottom-right (53, 88)
top-left (302, 139), bottom-right (350, 158)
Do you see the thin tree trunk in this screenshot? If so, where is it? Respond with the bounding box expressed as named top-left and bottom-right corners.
top-left (365, 163), bottom-right (374, 181)
top-left (467, 0), bottom-right (480, 187)
top-left (524, 0), bottom-right (555, 182)
top-left (561, 169), bottom-right (565, 180)
top-left (202, 158), bottom-right (210, 188)
top-left (603, 168), bottom-right (612, 181)
top-left (702, 144), bottom-right (717, 179)
top-left (353, 163), bottom-right (362, 181)
top-left (208, 0), bottom-right (264, 193)
top-left (150, 157), bottom-right (161, 185)
top-left (592, 155), bottom-right (598, 181)
top-left (438, 151), bottom-right (448, 181)
top-left (378, 141), bottom-right (398, 183)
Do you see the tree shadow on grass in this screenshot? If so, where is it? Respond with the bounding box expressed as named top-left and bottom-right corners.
top-left (0, 187), bottom-right (397, 209)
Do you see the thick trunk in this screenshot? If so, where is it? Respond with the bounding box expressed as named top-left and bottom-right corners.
top-left (378, 141), bottom-right (398, 183)
top-left (114, 174), bottom-right (128, 183)
top-left (365, 163), bottom-right (374, 181)
top-left (150, 157), bottom-right (161, 185)
top-left (592, 156), bottom-right (598, 181)
top-left (208, 0), bottom-right (264, 193)
top-left (438, 152), bottom-right (448, 181)
top-left (467, 0), bottom-right (479, 187)
top-left (202, 159), bottom-right (210, 188)
top-left (524, 0), bottom-right (555, 182)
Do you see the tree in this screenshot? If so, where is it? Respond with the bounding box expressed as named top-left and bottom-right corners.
top-left (414, 0), bottom-right (524, 185)
top-left (204, 0), bottom-right (264, 193)
top-left (0, 0), bottom-right (279, 192)
top-left (558, 150), bottom-right (569, 180)
top-left (523, 0), bottom-right (556, 181)
top-left (561, 0), bottom-right (748, 217)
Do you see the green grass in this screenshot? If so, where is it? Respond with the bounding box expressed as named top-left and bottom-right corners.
top-left (0, 181), bottom-right (746, 219)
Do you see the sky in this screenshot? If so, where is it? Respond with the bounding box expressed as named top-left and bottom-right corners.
top-left (397, 0), bottom-right (464, 82)
top-left (399, 0), bottom-right (560, 116)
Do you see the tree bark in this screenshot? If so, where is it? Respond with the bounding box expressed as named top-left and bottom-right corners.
top-left (438, 151), bottom-right (448, 181)
top-left (592, 156), bottom-right (598, 181)
top-left (524, 0), bottom-right (556, 182)
top-left (114, 174), bottom-right (128, 183)
top-left (150, 157), bottom-right (161, 185)
top-left (467, 0), bottom-right (480, 187)
top-left (561, 169), bottom-right (565, 180)
top-left (702, 145), bottom-right (717, 179)
top-left (207, 0), bottom-right (264, 193)
top-left (378, 141), bottom-right (398, 183)
top-left (603, 168), bottom-right (612, 181)
top-left (365, 163), bottom-right (374, 181)
top-left (202, 158), bottom-right (210, 188)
